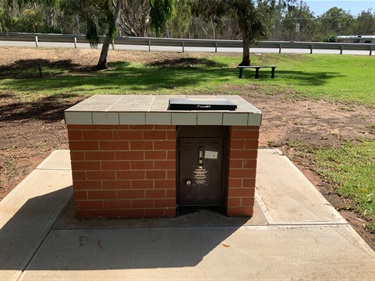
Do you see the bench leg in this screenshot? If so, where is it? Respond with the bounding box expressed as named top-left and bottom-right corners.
top-left (255, 68), bottom-right (260, 79)
top-left (271, 67), bottom-right (276, 78)
top-left (239, 68), bottom-right (243, 78)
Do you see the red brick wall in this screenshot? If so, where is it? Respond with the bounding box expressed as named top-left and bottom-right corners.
top-left (67, 125), bottom-right (177, 219)
top-left (226, 126), bottom-right (259, 216)
top-left (67, 124), bottom-right (259, 219)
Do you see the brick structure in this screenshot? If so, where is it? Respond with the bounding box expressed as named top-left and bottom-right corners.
top-left (65, 95), bottom-right (261, 219)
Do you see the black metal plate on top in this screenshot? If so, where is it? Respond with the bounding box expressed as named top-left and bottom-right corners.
top-left (168, 98), bottom-right (237, 111)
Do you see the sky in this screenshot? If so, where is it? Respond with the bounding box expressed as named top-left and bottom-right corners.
top-left (304, 0), bottom-right (375, 16)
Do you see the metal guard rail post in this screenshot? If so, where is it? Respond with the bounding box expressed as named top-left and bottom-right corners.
top-left (0, 32), bottom-right (374, 55)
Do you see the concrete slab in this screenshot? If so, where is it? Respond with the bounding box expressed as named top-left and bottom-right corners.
top-left (19, 225), bottom-right (375, 280)
top-left (0, 151), bottom-right (72, 281)
top-left (256, 149), bottom-right (347, 224)
top-left (1, 149), bottom-right (375, 281)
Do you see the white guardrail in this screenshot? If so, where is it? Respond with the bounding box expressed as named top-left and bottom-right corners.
top-left (0, 32), bottom-right (374, 55)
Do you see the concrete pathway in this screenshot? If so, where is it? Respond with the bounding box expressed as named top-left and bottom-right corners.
top-left (1, 149), bottom-right (374, 281)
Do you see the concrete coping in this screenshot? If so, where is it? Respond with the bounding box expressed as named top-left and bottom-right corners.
top-left (64, 95), bottom-right (262, 126)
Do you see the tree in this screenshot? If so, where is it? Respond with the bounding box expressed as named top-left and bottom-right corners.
top-left (318, 7), bottom-right (355, 37)
top-left (149, 0), bottom-right (175, 37)
top-left (168, 0), bottom-right (191, 38)
top-left (192, 0), bottom-right (277, 66)
top-left (355, 10), bottom-right (375, 35)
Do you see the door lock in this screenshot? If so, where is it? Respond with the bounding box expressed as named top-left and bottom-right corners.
top-left (185, 179), bottom-right (192, 186)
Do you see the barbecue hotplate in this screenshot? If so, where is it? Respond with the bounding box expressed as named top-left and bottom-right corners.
top-left (168, 98), bottom-right (237, 111)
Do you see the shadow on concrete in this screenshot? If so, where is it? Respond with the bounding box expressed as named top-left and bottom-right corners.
top-left (0, 187), bottom-right (73, 274)
top-left (0, 186), bottom-right (262, 271)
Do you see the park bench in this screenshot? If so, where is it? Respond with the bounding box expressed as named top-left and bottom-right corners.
top-left (237, 65), bottom-right (277, 79)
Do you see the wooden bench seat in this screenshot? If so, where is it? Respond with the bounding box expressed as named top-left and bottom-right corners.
top-left (237, 65), bottom-right (277, 79)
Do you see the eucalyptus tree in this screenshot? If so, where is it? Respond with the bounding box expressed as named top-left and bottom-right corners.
top-left (192, 0), bottom-right (280, 66)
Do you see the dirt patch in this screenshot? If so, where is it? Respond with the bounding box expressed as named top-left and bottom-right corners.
top-left (0, 47), bottom-right (374, 250)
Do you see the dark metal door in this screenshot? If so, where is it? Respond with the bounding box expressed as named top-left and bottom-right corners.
top-left (179, 137), bottom-right (224, 206)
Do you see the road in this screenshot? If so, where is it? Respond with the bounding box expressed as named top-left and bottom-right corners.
top-left (0, 40), bottom-right (372, 56)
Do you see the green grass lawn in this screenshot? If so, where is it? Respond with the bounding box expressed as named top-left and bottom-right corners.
top-left (1, 53), bottom-right (374, 107)
top-left (1, 51), bottom-right (374, 230)
top-left (313, 140), bottom-right (375, 232)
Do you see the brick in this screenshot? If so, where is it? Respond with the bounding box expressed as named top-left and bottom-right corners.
top-left (100, 141), bottom-right (129, 151)
top-left (227, 197), bottom-right (241, 207)
top-left (75, 200), bottom-right (103, 210)
top-left (114, 131), bottom-right (143, 140)
top-left (154, 141), bottom-right (176, 150)
top-left (102, 180), bottom-right (131, 190)
top-left (166, 170), bottom-right (176, 179)
top-left (244, 139), bottom-right (259, 149)
top-left (146, 170), bottom-right (166, 179)
top-left (82, 131), bottom-right (113, 140)
top-left (132, 199), bottom-right (154, 209)
top-left (242, 160), bottom-right (257, 169)
top-left (73, 180), bottom-right (102, 190)
top-left (130, 141), bottom-right (153, 150)
top-left (98, 125), bottom-right (129, 130)
top-left (154, 125), bottom-right (175, 130)
top-left (228, 169), bottom-right (256, 179)
top-left (129, 125), bottom-right (153, 130)
top-left (88, 190), bottom-right (116, 200)
top-left (145, 151), bottom-right (166, 160)
top-left (67, 130), bottom-right (82, 140)
top-left (229, 150), bottom-right (258, 160)
top-left (70, 151), bottom-right (85, 161)
top-left (117, 170), bottom-right (145, 180)
top-left (71, 161), bottom-right (100, 171)
top-left (131, 180), bottom-right (154, 189)
top-left (72, 171), bottom-right (86, 181)
top-left (103, 200), bottom-right (132, 209)
top-left (164, 208), bottom-right (176, 217)
top-left (154, 160), bottom-right (175, 170)
top-left (155, 199), bottom-right (176, 208)
top-left (117, 209), bottom-right (145, 218)
top-left (227, 188), bottom-right (254, 198)
top-left (229, 140), bottom-right (244, 149)
top-left (68, 125), bottom-right (94, 130)
top-left (241, 198), bottom-right (255, 207)
top-left (89, 210), bottom-right (117, 218)
top-left (228, 159), bottom-right (243, 169)
top-left (144, 209), bottom-right (166, 218)
top-left (227, 207), bottom-right (253, 217)
top-left (85, 151), bottom-right (115, 161)
top-left (75, 210), bottom-right (89, 219)
top-left (73, 191), bottom-right (87, 200)
top-left (143, 131), bottom-right (166, 140)
top-left (166, 131), bottom-right (176, 140)
top-left (117, 190), bottom-right (145, 199)
top-left (167, 151), bottom-right (176, 160)
top-left (101, 161), bottom-right (130, 171)
top-left (69, 141), bottom-right (99, 151)
top-left (228, 178), bottom-right (242, 188)
top-left (230, 128), bottom-right (259, 140)
top-left (155, 180), bottom-right (175, 189)
top-left (115, 151), bottom-right (144, 161)
top-left (166, 189), bottom-right (176, 198)
top-left (146, 190), bottom-right (166, 199)
top-left (242, 178), bottom-right (256, 188)
top-left (86, 171), bottom-right (116, 180)
top-left (131, 161), bottom-right (154, 170)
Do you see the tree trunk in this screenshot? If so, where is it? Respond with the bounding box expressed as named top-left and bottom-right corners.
top-left (96, 35), bottom-right (111, 70)
top-left (96, 0), bottom-right (122, 70)
top-left (239, 35), bottom-right (250, 66)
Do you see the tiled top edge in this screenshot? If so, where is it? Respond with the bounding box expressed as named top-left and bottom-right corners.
top-left (64, 95), bottom-right (262, 126)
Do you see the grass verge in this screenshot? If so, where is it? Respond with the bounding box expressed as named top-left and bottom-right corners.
top-left (312, 140), bottom-right (375, 232)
